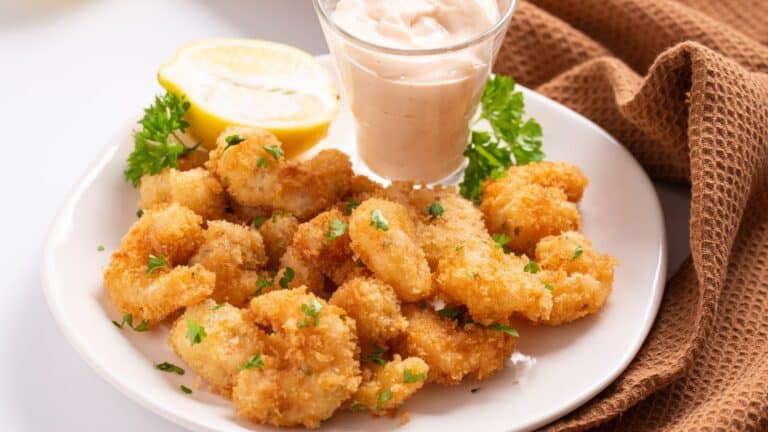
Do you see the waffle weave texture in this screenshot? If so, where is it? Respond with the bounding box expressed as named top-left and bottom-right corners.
top-left (494, 1), bottom-right (768, 431)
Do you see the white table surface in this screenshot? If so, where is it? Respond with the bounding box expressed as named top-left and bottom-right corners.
top-left (0, 1), bottom-right (691, 430)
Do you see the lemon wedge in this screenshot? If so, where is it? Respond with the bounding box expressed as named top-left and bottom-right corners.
top-left (158, 39), bottom-right (339, 157)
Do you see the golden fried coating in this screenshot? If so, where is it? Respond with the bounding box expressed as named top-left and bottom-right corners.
top-left (330, 277), bottom-right (407, 349)
top-left (258, 211), bottom-right (300, 268)
top-left (208, 126), bottom-right (353, 220)
top-left (352, 355), bottom-right (429, 414)
top-left (292, 209), bottom-right (367, 285)
top-left (103, 203), bottom-right (214, 324)
top-left (502, 161), bottom-right (588, 202)
top-left (139, 168), bottom-right (228, 221)
top-left (532, 231), bottom-right (618, 325)
top-left (233, 287), bottom-right (361, 428)
top-left (349, 199), bottom-right (433, 302)
top-left (188, 220), bottom-right (268, 307)
top-left (275, 246), bottom-right (326, 295)
top-left (168, 300), bottom-right (267, 397)
top-left (334, 175), bottom-right (385, 214)
top-left (398, 306), bottom-right (515, 385)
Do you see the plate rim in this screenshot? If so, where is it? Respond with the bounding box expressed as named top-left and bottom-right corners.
top-left (41, 55), bottom-right (667, 432)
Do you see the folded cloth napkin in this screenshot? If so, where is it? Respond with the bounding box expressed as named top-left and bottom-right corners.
top-left (494, 1), bottom-right (768, 430)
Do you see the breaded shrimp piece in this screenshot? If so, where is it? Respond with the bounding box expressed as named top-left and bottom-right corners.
top-left (208, 127), bottom-right (353, 220)
top-left (168, 300), bottom-right (268, 397)
top-left (257, 211), bottom-right (299, 268)
top-left (188, 221), bottom-right (268, 307)
top-left (397, 306), bottom-right (515, 384)
top-left (292, 209), bottom-right (367, 285)
top-left (349, 199), bottom-right (432, 302)
top-left (139, 168), bottom-right (228, 221)
top-left (352, 355), bottom-right (429, 414)
top-left (502, 161), bottom-right (588, 202)
top-left (530, 231), bottom-right (618, 325)
top-left (103, 203), bottom-right (214, 324)
top-left (482, 182), bottom-right (581, 254)
top-left (335, 175), bottom-right (385, 214)
top-left (329, 277), bottom-right (407, 349)
top-left (233, 287), bottom-right (361, 428)
top-left (275, 246), bottom-right (325, 295)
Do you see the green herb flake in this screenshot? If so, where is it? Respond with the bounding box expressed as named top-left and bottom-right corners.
top-left (366, 344), bottom-right (389, 366)
top-left (221, 134), bottom-right (245, 154)
top-left (254, 275), bottom-right (273, 296)
top-left (279, 267), bottom-right (295, 289)
top-left (467, 272), bottom-right (479, 279)
top-left (299, 299), bottom-right (323, 328)
top-left (185, 318), bottom-right (207, 345)
top-left (264, 145), bottom-right (284, 160)
top-left (210, 303), bottom-right (226, 311)
top-left (256, 156), bottom-right (269, 168)
top-left (455, 245), bottom-right (465, 252)
top-left (523, 261), bottom-right (540, 274)
top-left (146, 253), bottom-right (168, 275)
top-left (97, 245), bottom-right (105, 252)
top-left (376, 388), bottom-right (393, 411)
top-left (180, 385), bottom-right (193, 394)
top-left (544, 282), bottom-right (555, 291)
top-left (437, 307), bottom-right (464, 320)
top-left (251, 216), bottom-right (266, 228)
top-left (136, 209), bottom-right (144, 218)
top-left (242, 352), bottom-right (264, 370)
top-left (370, 209), bottom-right (389, 231)
top-left (471, 388), bottom-right (481, 393)
top-left (112, 313), bottom-right (149, 332)
top-left (572, 245), bottom-right (584, 260)
top-left (303, 368), bottom-right (313, 376)
top-left (492, 233), bottom-right (510, 249)
top-left (155, 362), bottom-right (185, 375)
top-left (346, 199), bottom-right (360, 215)
top-left (488, 323), bottom-right (519, 337)
top-left (418, 302), bottom-right (428, 310)
top-left (326, 218), bottom-right (348, 240)
top-left (350, 402), bottom-right (365, 411)
top-left (427, 202), bottom-right (445, 219)
top-left (403, 368), bottom-right (427, 383)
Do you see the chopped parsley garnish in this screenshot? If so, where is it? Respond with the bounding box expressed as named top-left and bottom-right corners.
top-left (180, 385), bottom-right (192, 394)
top-left (350, 402), bottom-right (365, 411)
top-left (136, 209), bottom-right (144, 218)
top-left (376, 388), bottom-right (393, 411)
top-left (355, 259), bottom-right (366, 268)
top-left (370, 209), bottom-right (389, 231)
top-left (437, 307), bottom-right (464, 320)
top-left (221, 134), bottom-right (245, 154)
top-left (427, 202), bottom-right (445, 219)
top-left (112, 313), bottom-right (149, 332)
top-left (346, 199), bottom-right (360, 215)
top-left (459, 76), bottom-right (545, 203)
top-left (254, 275), bottom-right (273, 296)
top-left (366, 344), bottom-right (389, 366)
top-left (256, 156), bottom-right (269, 168)
top-left (572, 245), bottom-right (584, 260)
top-left (299, 299), bottom-right (323, 328)
top-left (271, 210), bottom-right (290, 223)
top-left (242, 352), bottom-right (264, 370)
top-left (264, 145), bottom-right (284, 160)
top-left (467, 272), bottom-right (479, 279)
top-left (97, 245), bottom-right (105, 252)
top-left (210, 303), bottom-right (226, 311)
top-left (327, 218), bottom-right (348, 240)
top-left (471, 388), bottom-right (481, 393)
top-left (488, 323), bottom-right (520, 337)
top-left (523, 261), bottom-right (540, 274)
top-left (303, 368), bottom-right (313, 376)
top-left (124, 92), bottom-right (196, 187)
top-left (492, 233), bottom-right (510, 250)
top-left (279, 267), bottom-right (295, 289)
top-left (544, 282), bottom-right (555, 291)
top-left (185, 318), bottom-right (207, 345)
top-left (146, 254), bottom-right (168, 275)
top-left (455, 245), bottom-right (465, 252)
top-left (155, 362), bottom-right (185, 375)
top-left (403, 369), bottom-right (427, 383)
top-left (418, 302), bottom-right (428, 310)
top-left (251, 216), bottom-right (266, 228)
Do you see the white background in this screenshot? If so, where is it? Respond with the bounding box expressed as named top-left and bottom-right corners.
top-left (0, 0), bottom-right (691, 430)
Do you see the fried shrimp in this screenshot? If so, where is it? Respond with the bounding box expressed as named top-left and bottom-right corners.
top-left (397, 306), bottom-right (515, 384)
top-left (168, 300), bottom-right (267, 397)
top-left (103, 203), bottom-right (214, 324)
top-left (257, 211), bottom-right (300, 268)
top-left (292, 209), bottom-right (367, 285)
top-left (352, 355), bottom-right (429, 414)
top-left (275, 246), bottom-right (325, 295)
top-left (233, 287), bottom-right (361, 428)
top-left (349, 199), bottom-right (433, 302)
top-left (139, 167), bottom-right (228, 221)
top-left (531, 231), bottom-right (618, 325)
top-left (329, 277), bottom-right (407, 349)
top-left (208, 126), bottom-right (353, 220)
top-left (188, 220), bottom-right (268, 307)
top-left (481, 161), bottom-right (587, 254)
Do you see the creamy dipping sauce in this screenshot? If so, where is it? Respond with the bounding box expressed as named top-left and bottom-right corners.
top-left (326, 0), bottom-right (504, 182)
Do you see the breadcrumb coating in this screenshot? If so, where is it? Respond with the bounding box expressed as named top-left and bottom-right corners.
top-left (139, 168), bottom-right (228, 221)
top-left (103, 203), bottom-right (214, 324)
top-left (352, 355), bottom-right (429, 414)
top-left (258, 211), bottom-right (300, 269)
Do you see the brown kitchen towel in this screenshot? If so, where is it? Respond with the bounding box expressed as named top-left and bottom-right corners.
top-left (494, 1), bottom-right (768, 431)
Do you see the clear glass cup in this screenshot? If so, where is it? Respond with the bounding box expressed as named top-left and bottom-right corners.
top-left (313, 0), bottom-right (516, 183)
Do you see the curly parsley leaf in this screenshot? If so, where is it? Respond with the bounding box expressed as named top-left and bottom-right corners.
top-left (125, 92), bottom-right (195, 187)
top-left (459, 76), bottom-right (545, 203)
top-left (427, 202), bottom-right (445, 219)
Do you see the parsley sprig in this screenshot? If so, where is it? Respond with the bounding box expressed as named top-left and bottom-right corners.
top-left (460, 76), bottom-right (545, 203)
top-left (124, 92), bottom-right (197, 187)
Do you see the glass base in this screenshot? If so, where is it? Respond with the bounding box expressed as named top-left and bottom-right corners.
top-left (353, 153), bottom-right (467, 188)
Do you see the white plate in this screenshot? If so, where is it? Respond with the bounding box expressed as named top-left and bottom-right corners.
top-left (42, 55), bottom-right (666, 432)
